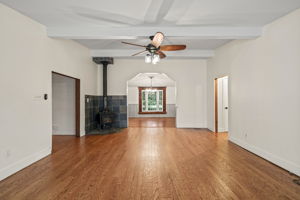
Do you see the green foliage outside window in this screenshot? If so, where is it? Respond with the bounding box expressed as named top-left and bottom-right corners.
top-left (142, 89), bottom-right (164, 112)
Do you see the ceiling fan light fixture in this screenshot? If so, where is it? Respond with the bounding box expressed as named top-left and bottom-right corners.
top-left (145, 54), bottom-right (152, 63)
top-left (152, 54), bottom-right (160, 64)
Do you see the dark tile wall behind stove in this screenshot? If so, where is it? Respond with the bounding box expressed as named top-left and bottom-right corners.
top-left (85, 95), bottom-right (102, 133)
top-left (85, 95), bottom-right (127, 133)
top-left (107, 96), bottom-right (127, 128)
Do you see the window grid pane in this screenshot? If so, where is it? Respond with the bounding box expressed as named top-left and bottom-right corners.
top-left (158, 90), bottom-right (163, 111)
top-left (141, 89), bottom-right (164, 112)
top-left (142, 91), bottom-right (146, 111)
top-left (148, 91), bottom-right (157, 111)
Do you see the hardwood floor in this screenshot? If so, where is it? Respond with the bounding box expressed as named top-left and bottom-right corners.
top-left (129, 117), bottom-right (176, 128)
top-left (0, 118), bottom-right (299, 200)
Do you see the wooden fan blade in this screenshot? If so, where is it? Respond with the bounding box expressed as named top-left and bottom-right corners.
top-left (157, 51), bottom-right (166, 59)
top-left (122, 41), bottom-right (146, 48)
top-left (131, 50), bottom-right (147, 56)
top-left (160, 45), bottom-right (186, 51)
top-left (151, 32), bottom-right (164, 48)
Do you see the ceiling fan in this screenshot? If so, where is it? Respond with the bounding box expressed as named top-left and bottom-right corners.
top-left (121, 32), bottom-right (186, 64)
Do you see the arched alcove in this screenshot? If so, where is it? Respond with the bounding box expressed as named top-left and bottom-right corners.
top-left (127, 72), bottom-right (177, 127)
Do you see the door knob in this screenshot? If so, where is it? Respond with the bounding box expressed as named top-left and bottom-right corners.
top-left (225, 107), bottom-right (228, 109)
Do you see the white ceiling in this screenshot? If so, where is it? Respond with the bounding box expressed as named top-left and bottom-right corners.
top-left (1, 0), bottom-right (300, 58)
top-left (2, 0), bottom-right (300, 27)
top-left (128, 73), bottom-right (175, 87)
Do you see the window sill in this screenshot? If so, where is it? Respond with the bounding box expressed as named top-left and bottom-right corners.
top-left (138, 111), bottom-right (167, 114)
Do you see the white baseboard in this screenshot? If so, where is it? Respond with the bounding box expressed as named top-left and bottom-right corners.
top-left (229, 136), bottom-right (300, 176)
top-left (218, 128), bottom-right (227, 132)
top-left (177, 123), bottom-right (207, 128)
top-left (53, 130), bottom-right (76, 135)
top-left (0, 147), bottom-right (52, 181)
top-left (208, 128), bottom-right (214, 132)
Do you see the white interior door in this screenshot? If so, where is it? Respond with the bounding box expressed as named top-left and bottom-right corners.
top-left (217, 76), bottom-right (229, 132)
top-left (222, 77), bottom-right (229, 132)
top-left (217, 78), bottom-right (223, 131)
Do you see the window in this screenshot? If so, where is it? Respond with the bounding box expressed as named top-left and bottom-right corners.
top-left (139, 87), bottom-right (166, 114)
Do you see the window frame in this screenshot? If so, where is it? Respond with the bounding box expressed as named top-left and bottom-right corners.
top-left (138, 87), bottom-right (167, 114)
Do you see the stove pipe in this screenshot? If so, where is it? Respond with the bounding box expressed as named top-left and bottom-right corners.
top-left (92, 57), bottom-right (114, 111)
top-left (102, 61), bottom-right (108, 109)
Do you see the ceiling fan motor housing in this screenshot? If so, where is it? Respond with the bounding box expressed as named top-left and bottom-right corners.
top-left (146, 44), bottom-right (159, 54)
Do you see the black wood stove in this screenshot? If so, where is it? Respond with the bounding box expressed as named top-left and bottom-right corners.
top-left (93, 57), bottom-right (114, 129)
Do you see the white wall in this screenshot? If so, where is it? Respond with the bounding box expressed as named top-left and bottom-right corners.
top-left (207, 9), bottom-right (300, 176)
top-left (166, 86), bottom-right (176, 104)
top-left (97, 59), bottom-right (207, 128)
top-left (52, 74), bottom-right (75, 135)
top-left (0, 4), bottom-right (97, 180)
top-left (127, 87), bottom-right (138, 104)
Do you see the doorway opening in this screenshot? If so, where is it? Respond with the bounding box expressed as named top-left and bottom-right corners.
top-left (214, 76), bottom-right (229, 133)
top-left (52, 72), bottom-right (80, 137)
top-left (126, 73), bottom-right (177, 128)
